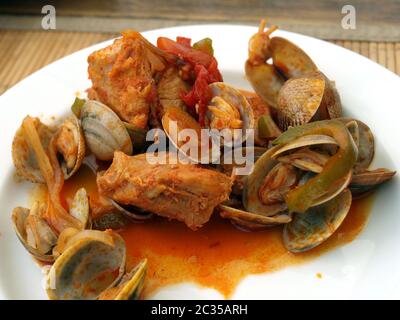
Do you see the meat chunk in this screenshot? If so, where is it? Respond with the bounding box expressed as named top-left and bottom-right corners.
top-left (148, 66), bottom-right (189, 128)
top-left (157, 66), bottom-right (189, 113)
top-left (88, 31), bottom-right (166, 129)
top-left (97, 151), bottom-right (232, 230)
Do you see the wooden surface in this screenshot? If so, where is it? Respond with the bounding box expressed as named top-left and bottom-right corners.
top-left (0, 0), bottom-right (400, 41)
top-left (1, 0), bottom-right (400, 94)
top-left (0, 31), bottom-right (114, 94)
top-left (0, 30), bottom-right (399, 95)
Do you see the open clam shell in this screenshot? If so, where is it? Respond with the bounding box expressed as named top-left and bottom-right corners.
top-left (270, 36), bottom-right (318, 79)
top-left (52, 227), bottom-right (80, 259)
top-left (123, 122), bottom-right (148, 153)
top-left (244, 138), bottom-right (351, 215)
top-left (12, 205), bottom-right (57, 262)
top-left (46, 230), bottom-right (126, 300)
top-left (56, 115), bottom-right (86, 179)
top-left (345, 120), bottom-right (360, 147)
top-left (276, 71), bottom-right (342, 130)
top-left (12, 116), bottom-right (85, 182)
top-left (277, 148), bottom-right (330, 173)
top-left (219, 204), bottom-right (291, 230)
top-left (271, 134), bottom-right (337, 174)
top-left (162, 105), bottom-right (213, 163)
top-left (243, 147), bottom-right (295, 216)
top-left (206, 82), bottom-right (255, 146)
top-left (244, 62), bottom-right (285, 108)
top-left (283, 189), bottom-right (352, 253)
top-left (218, 146), bottom-right (267, 196)
top-left (92, 211), bottom-right (130, 231)
top-left (98, 259), bottom-right (147, 300)
top-left (338, 118), bottom-right (375, 173)
top-left (350, 168), bottom-right (396, 198)
top-left (12, 117), bottom-right (53, 183)
top-left (80, 100), bottom-right (133, 161)
top-left (69, 188), bottom-right (91, 229)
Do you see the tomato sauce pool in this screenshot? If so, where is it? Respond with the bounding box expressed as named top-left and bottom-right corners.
top-left (56, 161), bottom-right (373, 299)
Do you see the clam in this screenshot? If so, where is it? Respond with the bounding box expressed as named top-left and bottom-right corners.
top-left (162, 105), bottom-right (208, 163)
top-left (243, 131), bottom-right (352, 218)
top-left (345, 120), bottom-right (360, 147)
top-left (338, 118), bottom-right (374, 173)
top-left (245, 20), bottom-right (318, 108)
top-left (92, 211), bottom-right (130, 231)
top-left (219, 204), bottom-right (291, 230)
top-left (245, 62), bottom-right (285, 108)
top-left (276, 71), bottom-right (342, 130)
top-left (80, 100), bottom-right (133, 161)
top-left (246, 21), bottom-right (342, 130)
top-left (276, 148), bottom-right (330, 173)
top-left (12, 187), bottom-right (91, 262)
top-left (283, 189), bottom-right (352, 253)
top-left (69, 188), bottom-right (91, 228)
top-left (46, 229), bottom-right (126, 300)
top-left (98, 259), bottom-right (147, 300)
top-left (268, 132), bottom-right (351, 203)
top-left (54, 116), bottom-right (86, 179)
top-left (111, 201), bottom-right (154, 222)
top-left (12, 116), bottom-right (85, 182)
top-left (271, 119), bottom-right (358, 213)
top-left (52, 227), bottom-right (80, 259)
top-left (269, 36), bottom-right (318, 79)
top-left (123, 122), bottom-right (148, 153)
top-left (206, 82), bottom-right (255, 146)
top-left (220, 148), bottom-right (293, 229)
top-left (12, 203), bottom-right (57, 262)
top-left (162, 83), bottom-right (255, 163)
top-left (218, 146), bottom-right (267, 195)
top-left (350, 168), bottom-right (396, 198)
top-left (12, 117), bottom-right (53, 183)
top-left (243, 148), bottom-right (298, 216)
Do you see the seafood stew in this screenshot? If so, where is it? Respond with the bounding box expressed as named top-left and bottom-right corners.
top-left (9, 21), bottom-right (396, 299)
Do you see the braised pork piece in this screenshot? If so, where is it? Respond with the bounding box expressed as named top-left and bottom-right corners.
top-left (87, 31), bottom-right (167, 129)
top-left (97, 151), bottom-right (232, 230)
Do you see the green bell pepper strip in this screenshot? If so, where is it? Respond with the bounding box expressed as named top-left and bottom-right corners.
top-left (193, 38), bottom-right (214, 56)
top-left (272, 119), bottom-right (358, 213)
top-left (71, 97), bottom-right (86, 118)
top-left (258, 114), bottom-right (282, 139)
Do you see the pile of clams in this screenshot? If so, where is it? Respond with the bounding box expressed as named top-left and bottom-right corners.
top-left (218, 20), bottom-right (396, 252)
top-left (219, 117), bottom-right (395, 252)
top-left (11, 99), bottom-right (149, 300)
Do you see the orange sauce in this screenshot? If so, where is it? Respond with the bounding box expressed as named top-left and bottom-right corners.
top-left (58, 162), bottom-right (374, 299)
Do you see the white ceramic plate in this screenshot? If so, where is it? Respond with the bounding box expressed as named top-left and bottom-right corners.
top-left (0, 25), bottom-right (399, 300)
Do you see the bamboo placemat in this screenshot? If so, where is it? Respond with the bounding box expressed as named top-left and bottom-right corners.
top-left (0, 30), bottom-right (399, 94)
